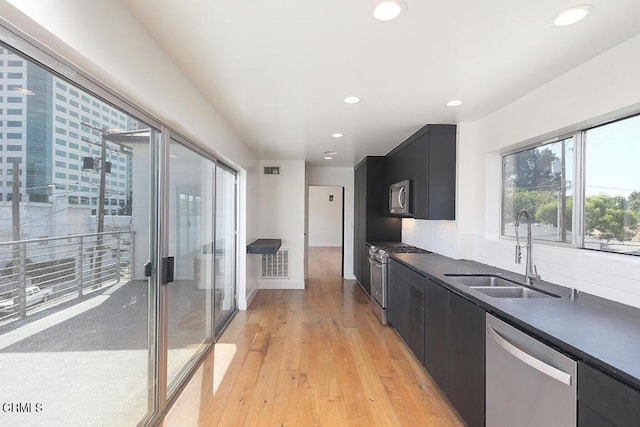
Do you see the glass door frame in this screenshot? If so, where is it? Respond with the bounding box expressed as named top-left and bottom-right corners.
top-left (0, 21), bottom-right (240, 426)
top-left (152, 130), bottom-right (222, 422)
top-left (214, 161), bottom-right (239, 335)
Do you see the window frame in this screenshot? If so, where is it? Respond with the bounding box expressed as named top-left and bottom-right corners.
top-left (501, 133), bottom-right (578, 247)
top-left (501, 113), bottom-right (640, 257)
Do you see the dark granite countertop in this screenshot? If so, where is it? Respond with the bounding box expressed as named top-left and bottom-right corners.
top-left (390, 251), bottom-right (640, 390)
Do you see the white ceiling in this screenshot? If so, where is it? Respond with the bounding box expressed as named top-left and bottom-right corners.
top-left (122, 0), bottom-right (640, 167)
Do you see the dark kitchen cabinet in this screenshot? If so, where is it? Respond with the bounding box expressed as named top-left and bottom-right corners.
top-left (388, 260), bottom-right (485, 427)
top-left (387, 269), bottom-right (409, 341)
top-left (353, 156), bottom-right (401, 293)
top-left (408, 283), bottom-right (425, 365)
top-left (386, 124), bottom-right (456, 220)
top-left (578, 362), bottom-right (640, 427)
top-left (388, 259), bottom-right (425, 365)
top-left (448, 292), bottom-right (485, 427)
top-left (424, 278), bottom-right (450, 394)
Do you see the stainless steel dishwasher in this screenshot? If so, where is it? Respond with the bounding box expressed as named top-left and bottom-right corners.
top-left (486, 313), bottom-right (577, 426)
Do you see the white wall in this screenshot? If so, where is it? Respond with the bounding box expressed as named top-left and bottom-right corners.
top-left (0, 0), bottom-right (260, 309)
top-left (258, 160), bottom-right (306, 289)
top-left (406, 34), bottom-right (640, 308)
top-left (305, 166), bottom-right (355, 279)
top-left (308, 186), bottom-right (342, 247)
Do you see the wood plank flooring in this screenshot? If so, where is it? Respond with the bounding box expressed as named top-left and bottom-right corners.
top-left (161, 247), bottom-right (464, 426)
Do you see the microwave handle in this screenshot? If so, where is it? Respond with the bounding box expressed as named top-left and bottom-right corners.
top-left (398, 186), bottom-right (406, 209)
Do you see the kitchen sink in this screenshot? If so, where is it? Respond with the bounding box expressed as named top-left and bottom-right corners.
top-left (444, 274), bottom-right (560, 299)
top-left (444, 274), bottom-right (520, 288)
top-left (472, 286), bottom-right (557, 298)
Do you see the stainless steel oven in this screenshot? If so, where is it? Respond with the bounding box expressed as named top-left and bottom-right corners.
top-left (368, 245), bottom-right (388, 325)
top-left (368, 243), bottom-right (431, 325)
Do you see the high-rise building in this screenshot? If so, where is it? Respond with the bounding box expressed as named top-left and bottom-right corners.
top-left (0, 46), bottom-right (134, 224)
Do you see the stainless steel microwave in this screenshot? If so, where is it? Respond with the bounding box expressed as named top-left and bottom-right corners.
top-left (389, 180), bottom-right (411, 216)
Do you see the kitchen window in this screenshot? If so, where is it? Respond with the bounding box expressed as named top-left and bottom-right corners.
top-left (502, 114), bottom-right (640, 256)
top-left (502, 137), bottom-right (574, 243)
top-left (583, 115), bottom-right (640, 255)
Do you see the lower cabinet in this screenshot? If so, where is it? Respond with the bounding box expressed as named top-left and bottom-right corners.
top-left (388, 259), bottom-right (425, 365)
top-left (448, 292), bottom-right (486, 427)
top-left (408, 281), bottom-right (425, 365)
top-left (578, 362), bottom-right (640, 427)
top-left (389, 260), bottom-right (485, 427)
top-left (424, 278), bottom-right (450, 394)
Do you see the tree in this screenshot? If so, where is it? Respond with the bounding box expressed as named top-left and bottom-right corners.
top-left (536, 196), bottom-right (573, 228)
top-left (503, 190), bottom-right (556, 224)
top-left (585, 194), bottom-right (638, 242)
top-left (628, 191), bottom-right (640, 219)
top-left (509, 147), bottom-right (560, 191)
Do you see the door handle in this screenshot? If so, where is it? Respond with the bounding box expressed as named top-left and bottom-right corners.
top-left (488, 325), bottom-right (572, 386)
top-left (162, 256), bottom-right (175, 284)
top-left (143, 261), bottom-right (152, 277)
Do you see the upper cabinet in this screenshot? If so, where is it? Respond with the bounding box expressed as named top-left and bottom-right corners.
top-left (387, 124), bottom-right (457, 220)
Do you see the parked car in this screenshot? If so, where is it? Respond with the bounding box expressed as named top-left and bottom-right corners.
top-left (0, 286), bottom-right (53, 313)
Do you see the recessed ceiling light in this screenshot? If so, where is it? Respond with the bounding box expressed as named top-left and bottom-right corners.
top-left (554, 5), bottom-right (593, 26)
top-left (373, 1), bottom-right (407, 21)
top-left (332, 133), bottom-right (343, 138)
top-left (344, 96), bottom-right (360, 104)
top-left (446, 99), bottom-right (463, 107)
top-left (324, 156), bottom-right (333, 160)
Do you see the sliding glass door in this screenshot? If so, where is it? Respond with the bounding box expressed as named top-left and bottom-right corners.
top-left (165, 137), bottom-right (216, 393)
top-left (214, 163), bottom-right (237, 335)
top-left (0, 42), bottom-right (159, 426)
top-left (0, 32), bottom-right (239, 426)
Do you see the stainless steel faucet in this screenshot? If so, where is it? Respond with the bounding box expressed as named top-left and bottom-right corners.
top-left (514, 209), bottom-right (541, 285)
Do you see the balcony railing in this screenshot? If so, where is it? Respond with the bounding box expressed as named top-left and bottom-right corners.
top-left (0, 231), bottom-right (133, 321)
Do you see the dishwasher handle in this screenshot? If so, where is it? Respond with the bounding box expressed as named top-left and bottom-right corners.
top-left (487, 325), bottom-right (572, 386)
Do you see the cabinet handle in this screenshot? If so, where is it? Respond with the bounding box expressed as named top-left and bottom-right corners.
top-left (487, 325), bottom-right (572, 386)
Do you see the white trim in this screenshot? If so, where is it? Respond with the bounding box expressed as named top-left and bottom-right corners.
top-left (244, 287), bottom-right (258, 308)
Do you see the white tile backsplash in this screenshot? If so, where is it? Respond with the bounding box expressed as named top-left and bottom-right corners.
top-left (402, 219), bottom-right (458, 259)
top-left (410, 226), bottom-right (640, 309)
top-left (460, 233), bottom-right (640, 309)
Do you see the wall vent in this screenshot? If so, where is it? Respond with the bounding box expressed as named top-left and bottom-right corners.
top-left (261, 249), bottom-right (289, 278)
top-left (263, 166), bottom-right (280, 175)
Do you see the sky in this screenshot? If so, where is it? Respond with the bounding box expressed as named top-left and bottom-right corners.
top-left (585, 114), bottom-right (640, 198)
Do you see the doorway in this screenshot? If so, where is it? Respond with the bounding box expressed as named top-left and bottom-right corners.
top-left (306, 186), bottom-right (344, 278)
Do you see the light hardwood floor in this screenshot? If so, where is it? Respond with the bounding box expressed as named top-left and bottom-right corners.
top-left (161, 247), bottom-right (464, 426)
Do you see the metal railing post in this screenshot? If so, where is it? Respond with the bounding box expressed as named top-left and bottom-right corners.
top-left (18, 241), bottom-right (27, 319)
top-left (116, 232), bottom-right (121, 283)
top-left (132, 231), bottom-right (136, 281)
top-left (78, 236), bottom-right (84, 297)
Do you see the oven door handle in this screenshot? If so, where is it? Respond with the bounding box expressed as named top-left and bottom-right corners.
top-left (369, 258), bottom-right (383, 268)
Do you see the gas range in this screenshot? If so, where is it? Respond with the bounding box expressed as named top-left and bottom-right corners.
top-left (368, 242), bottom-right (431, 326)
top-left (369, 243), bottom-right (431, 260)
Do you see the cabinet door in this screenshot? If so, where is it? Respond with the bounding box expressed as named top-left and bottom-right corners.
top-left (578, 362), bottom-right (640, 427)
top-left (426, 125), bottom-right (456, 219)
top-left (425, 279), bottom-right (450, 393)
top-left (448, 293), bottom-right (485, 427)
top-left (387, 271), bottom-right (410, 341)
top-left (353, 162), bottom-right (365, 284)
top-left (408, 281), bottom-right (425, 365)
top-left (360, 243), bottom-right (370, 294)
